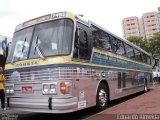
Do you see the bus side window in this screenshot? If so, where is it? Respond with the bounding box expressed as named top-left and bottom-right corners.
top-left (92, 27), bottom-right (104, 49)
top-left (79, 30), bottom-right (89, 59)
top-left (74, 28), bottom-right (89, 60)
top-left (134, 49), bottom-right (142, 62)
top-left (124, 43), bottom-right (134, 59)
top-left (147, 56), bottom-right (151, 65)
top-left (141, 53), bottom-right (147, 64)
top-left (92, 26), bottom-right (112, 52)
top-left (102, 32), bottom-right (112, 52)
top-left (111, 37), bottom-right (125, 56)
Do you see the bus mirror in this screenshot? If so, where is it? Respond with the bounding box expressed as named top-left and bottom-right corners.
top-left (6, 42), bottom-right (12, 56)
top-left (152, 58), bottom-right (159, 69)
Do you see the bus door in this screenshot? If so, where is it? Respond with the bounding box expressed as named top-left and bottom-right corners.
top-left (118, 72), bottom-right (126, 89)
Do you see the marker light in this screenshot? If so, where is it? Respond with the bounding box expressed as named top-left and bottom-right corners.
top-left (60, 82), bottom-right (66, 94)
top-left (60, 82), bottom-right (72, 95)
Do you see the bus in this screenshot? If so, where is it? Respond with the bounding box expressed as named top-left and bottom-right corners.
top-left (5, 11), bottom-right (153, 113)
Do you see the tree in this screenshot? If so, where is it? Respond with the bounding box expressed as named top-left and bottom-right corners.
top-left (127, 36), bottom-right (149, 52)
top-left (149, 32), bottom-right (160, 58)
top-left (127, 33), bottom-right (160, 58)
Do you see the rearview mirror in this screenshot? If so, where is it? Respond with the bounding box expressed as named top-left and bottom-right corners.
top-left (152, 58), bottom-right (159, 69)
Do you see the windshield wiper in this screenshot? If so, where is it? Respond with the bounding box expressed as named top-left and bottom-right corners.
top-left (34, 36), bottom-right (45, 59)
top-left (21, 37), bottom-right (27, 54)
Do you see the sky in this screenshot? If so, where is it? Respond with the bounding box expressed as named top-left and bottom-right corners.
top-left (0, 0), bottom-right (159, 38)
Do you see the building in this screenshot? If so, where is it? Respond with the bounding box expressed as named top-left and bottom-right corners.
top-left (122, 16), bottom-right (141, 38)
top-left (122, 7), bottom-right (160, 39)
top-left (143, 11), bottom-right (159, 38)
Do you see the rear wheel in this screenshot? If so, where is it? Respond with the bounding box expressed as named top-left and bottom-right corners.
top-left (96, 83), bottom-right (109, 112)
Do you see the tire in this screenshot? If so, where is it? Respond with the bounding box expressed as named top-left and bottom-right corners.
top-left (144, 80), bottom-right (148, 92)
top-left (96, 83), bottom-right (109, 112)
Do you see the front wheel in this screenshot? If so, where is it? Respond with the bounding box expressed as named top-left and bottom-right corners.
top-left (96, 83), bottom-right (109, 112)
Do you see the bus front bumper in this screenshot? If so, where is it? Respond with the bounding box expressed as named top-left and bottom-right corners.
top-left (6, 96), bottom-right (78, 113)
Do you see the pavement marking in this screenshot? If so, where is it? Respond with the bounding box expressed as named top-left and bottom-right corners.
top-left (84, 92), bottom-right (148, 120)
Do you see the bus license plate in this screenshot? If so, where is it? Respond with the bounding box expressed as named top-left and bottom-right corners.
top-left (22, 86), bottom-right (32, 93)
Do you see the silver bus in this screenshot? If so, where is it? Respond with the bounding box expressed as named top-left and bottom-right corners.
top-left (5, 12), bottom-right (152, 113)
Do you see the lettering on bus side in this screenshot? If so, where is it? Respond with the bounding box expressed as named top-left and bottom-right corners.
top-left (15, 61), bottom-right (39, 67)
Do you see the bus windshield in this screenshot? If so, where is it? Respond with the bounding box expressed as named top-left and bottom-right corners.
top-left (7, 19), bottom-right (74, 63)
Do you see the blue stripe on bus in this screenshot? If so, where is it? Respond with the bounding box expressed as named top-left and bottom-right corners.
top-left (91, 52), bottom-right (151, 72)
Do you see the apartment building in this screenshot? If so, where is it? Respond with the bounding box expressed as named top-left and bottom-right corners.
top-left (122, 16), bottom-right (141, 38)
top-left (122, 7), bottom-right (160, 39)
top-left (143, 11), bottom-right (159, 38)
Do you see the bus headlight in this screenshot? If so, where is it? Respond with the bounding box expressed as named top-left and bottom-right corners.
top-left (10, 89), bottom-right (14, 93)
top-left (42, 83), bottom-right (57, 95)
top-left (50, 84), bottom-right (56, 94)
top-left (43, 84), bottom-right (49, 93)
top-left (6, 85), bottom-right (14, 94)
top-left (6, 89), bottom-right (10, 93)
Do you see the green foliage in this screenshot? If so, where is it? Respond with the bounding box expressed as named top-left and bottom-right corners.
top-left (149, 32), bottom-right (160, 58)
top-left (127, 33), bottom-right (160, 58)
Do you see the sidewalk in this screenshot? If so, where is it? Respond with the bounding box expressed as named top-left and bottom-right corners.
top-left (86, 85), bottom-right (160, 120)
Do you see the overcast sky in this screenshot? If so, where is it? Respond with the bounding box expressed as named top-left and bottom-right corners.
top-left (0, 0), bottom-right (159, 38)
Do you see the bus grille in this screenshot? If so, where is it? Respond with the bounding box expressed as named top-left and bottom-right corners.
top-left (5, 67), bottom-right (96, 82)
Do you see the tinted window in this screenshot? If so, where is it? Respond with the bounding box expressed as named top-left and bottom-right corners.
top-left (92, 26), bottom-right (112, 52)
top-left (111, 36), bottom-right (125, 56)
top-left (141, 53), bottom-right (147, 63)
top-left (134, 49), bottom-right (142, 62)
top-left (79, 30), bottom-right (89, 59)
top-left (147, 56), bottom-right (151, 64)
top-left (103, 33), bottom-right (112, 52)
top-left (124, 43), bottom-right (134, 58)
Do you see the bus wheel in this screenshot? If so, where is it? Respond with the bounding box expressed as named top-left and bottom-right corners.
top-left (144, 80), bottom-right (148, 92)
top-left (96, 83), bottom-right (109, 112)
